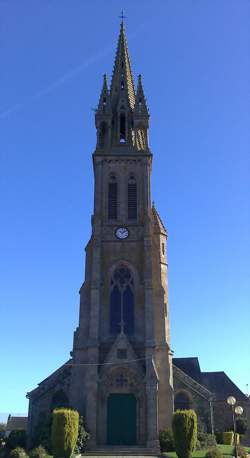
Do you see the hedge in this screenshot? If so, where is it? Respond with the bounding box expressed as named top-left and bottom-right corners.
top-left (172, 410), bottom-right (197, 458)
top-left (51, 408), bottom-right (79, 458)
top-left (223, 431), bottom-right (239, 445)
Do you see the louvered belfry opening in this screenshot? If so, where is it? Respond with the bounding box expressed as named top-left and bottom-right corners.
top-left (108, 175), bottom-right (118, 220)
top-left (128, 176), bottom-right (137, 220)
top-left (119, 112), bottom-right (126, 143)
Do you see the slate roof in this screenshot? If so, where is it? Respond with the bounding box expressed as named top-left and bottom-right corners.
top-left (152, 205), bottom-right (167, 236)
top-left (6, 416), bottom-right (27, 432)
top-left (173, 357), bottom-right (248, 402)
top-left (201, 372), bottom-right (248, 402)
top-left (173, 357), bottom-right (202, 383)
top-left (27, 359), bottom-right (72, 400)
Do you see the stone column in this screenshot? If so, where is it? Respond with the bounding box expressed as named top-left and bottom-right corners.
top-left (146, 380), bottom-right (160, 451)
top-left (86, 158), bottom-right (102, 447)
top-left (85, 357), bottom-right (98, 448)
top-left (144, 237), bottom-right (154, 346)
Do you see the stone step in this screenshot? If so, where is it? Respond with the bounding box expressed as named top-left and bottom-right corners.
top-left (82, 455), bottom-right (159, 458)
top-left (82, 446), bottom-right (160, 456)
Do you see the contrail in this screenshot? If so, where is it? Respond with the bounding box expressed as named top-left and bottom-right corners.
top-left (0, 23), bottom-right (145, 120)
top-left (0, 45), bottom-right (113, 120)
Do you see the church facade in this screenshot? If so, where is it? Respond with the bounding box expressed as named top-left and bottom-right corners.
top-left (27, 23), bottom-right (250, 452)
top-left (27, 23), bottom-right (173, 452)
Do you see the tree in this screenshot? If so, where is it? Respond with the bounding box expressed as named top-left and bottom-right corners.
top-left (172, 410), bottom-right (197, 458)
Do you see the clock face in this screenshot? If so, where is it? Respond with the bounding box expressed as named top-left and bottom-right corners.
top-left (115, 227), bottom-right (129, 240)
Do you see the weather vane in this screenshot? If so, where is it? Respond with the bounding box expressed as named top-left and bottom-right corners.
top-left (119, 10), bottom-right (126, 24)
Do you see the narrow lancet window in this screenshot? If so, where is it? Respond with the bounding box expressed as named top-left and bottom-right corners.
top-left (108, 175), bottom-right (117, 220)
top-left (120, 113), bottom-right (126, 143)
top-left (128, 176), bottom-right (137, 220)
top-left (110, 265), bottom-right (134, 335)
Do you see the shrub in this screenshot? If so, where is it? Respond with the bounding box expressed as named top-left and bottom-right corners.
top-left (29, 445), bottom-right (48, 458)
top-left (215, 432), bottom-right (223, 444)
top-left (236, 418), bottom-right (248, 435)
top-left (74, 416), bottom-right (90, 454)
top-left (196, 432), bottom-right (216, 449)
top-left (51, 408), bottom-right (79, 458)
top-left (205, 447), bottom-right (223, 458)
top-left (6, 431), bottom-right (26, 450)
top-left (172, 410), bottom-right (197, 458)
top-left (159, 429), bottom-right (175, 452)
top-left (9, 447), bottom-right (27, 458)
top-left (32, 412), bottom-right (51, 451)
top-left (0, 424), bottom-right (5, 440)
top-left (223, 431), bottom-right (239, 445)
top-left (234, 446), bottom-right (248, 458)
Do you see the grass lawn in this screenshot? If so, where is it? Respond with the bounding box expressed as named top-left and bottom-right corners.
top-left (163, 444), bottom-right (250, 458)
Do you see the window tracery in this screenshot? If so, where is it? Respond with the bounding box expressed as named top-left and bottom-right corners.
top-left (110, 265), bottom-right (134, 335)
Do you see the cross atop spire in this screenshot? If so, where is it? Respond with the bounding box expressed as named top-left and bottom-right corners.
top-left (119, 10), bottom-right (126, 24)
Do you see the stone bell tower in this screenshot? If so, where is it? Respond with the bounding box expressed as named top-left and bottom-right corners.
top-left (69, 21), bottom-right (174, 451)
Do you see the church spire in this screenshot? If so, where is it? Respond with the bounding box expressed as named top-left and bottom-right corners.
top-left (97, 73), bottom-right (111, 114)
top-left (95, 22), bottom-right (150, 152)
top-left (134, 74), bottom-right (149, 117)
top-left (110, 21), bottom-right (136, 110)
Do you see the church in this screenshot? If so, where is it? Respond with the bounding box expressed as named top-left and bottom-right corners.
top-left (27, 22), bottom-right (249, 453)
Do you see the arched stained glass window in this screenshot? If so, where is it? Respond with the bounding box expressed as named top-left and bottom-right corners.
top-left (110, 266), bottom-right (134, 335)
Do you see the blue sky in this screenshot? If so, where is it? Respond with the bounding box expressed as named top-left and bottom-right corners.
top-left (0, 0), bottom-right (249, 421)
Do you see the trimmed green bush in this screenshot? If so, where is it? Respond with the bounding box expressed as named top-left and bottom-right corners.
top-left (6, 430), bottom-right (26, 450)
top-left (159, 429), bottom-right (175, 452)
top-left (29, 445), bottom-right (49, 458)
top-left (172, 410), bottom-right (197, 458)
top-left (9, 447), bottom-right (28, 458)
top-left (205, 447), bottom-right (223, 458)
top-left (223, 431), bottom-right (239, 445)
top-left (51, 408), bottom-right (79, 458)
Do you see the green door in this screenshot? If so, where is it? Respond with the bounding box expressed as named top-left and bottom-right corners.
top-left (107, 393), bottom-right (137, 445)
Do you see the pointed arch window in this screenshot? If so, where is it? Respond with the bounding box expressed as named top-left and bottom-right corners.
top-left (128, 176), bottom-right (137, 220)
top-left (119, 113), bottom-right (126, 143)
top-left (110, 265), bottom-right (134, 335)
top-left (108, 174), bottom-right (118, 220)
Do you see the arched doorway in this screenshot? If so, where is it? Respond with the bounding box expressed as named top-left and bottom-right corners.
top-left (174, 391), bottom-right (191, 410)
top-left (107, 393), bottom-right (137, 445)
